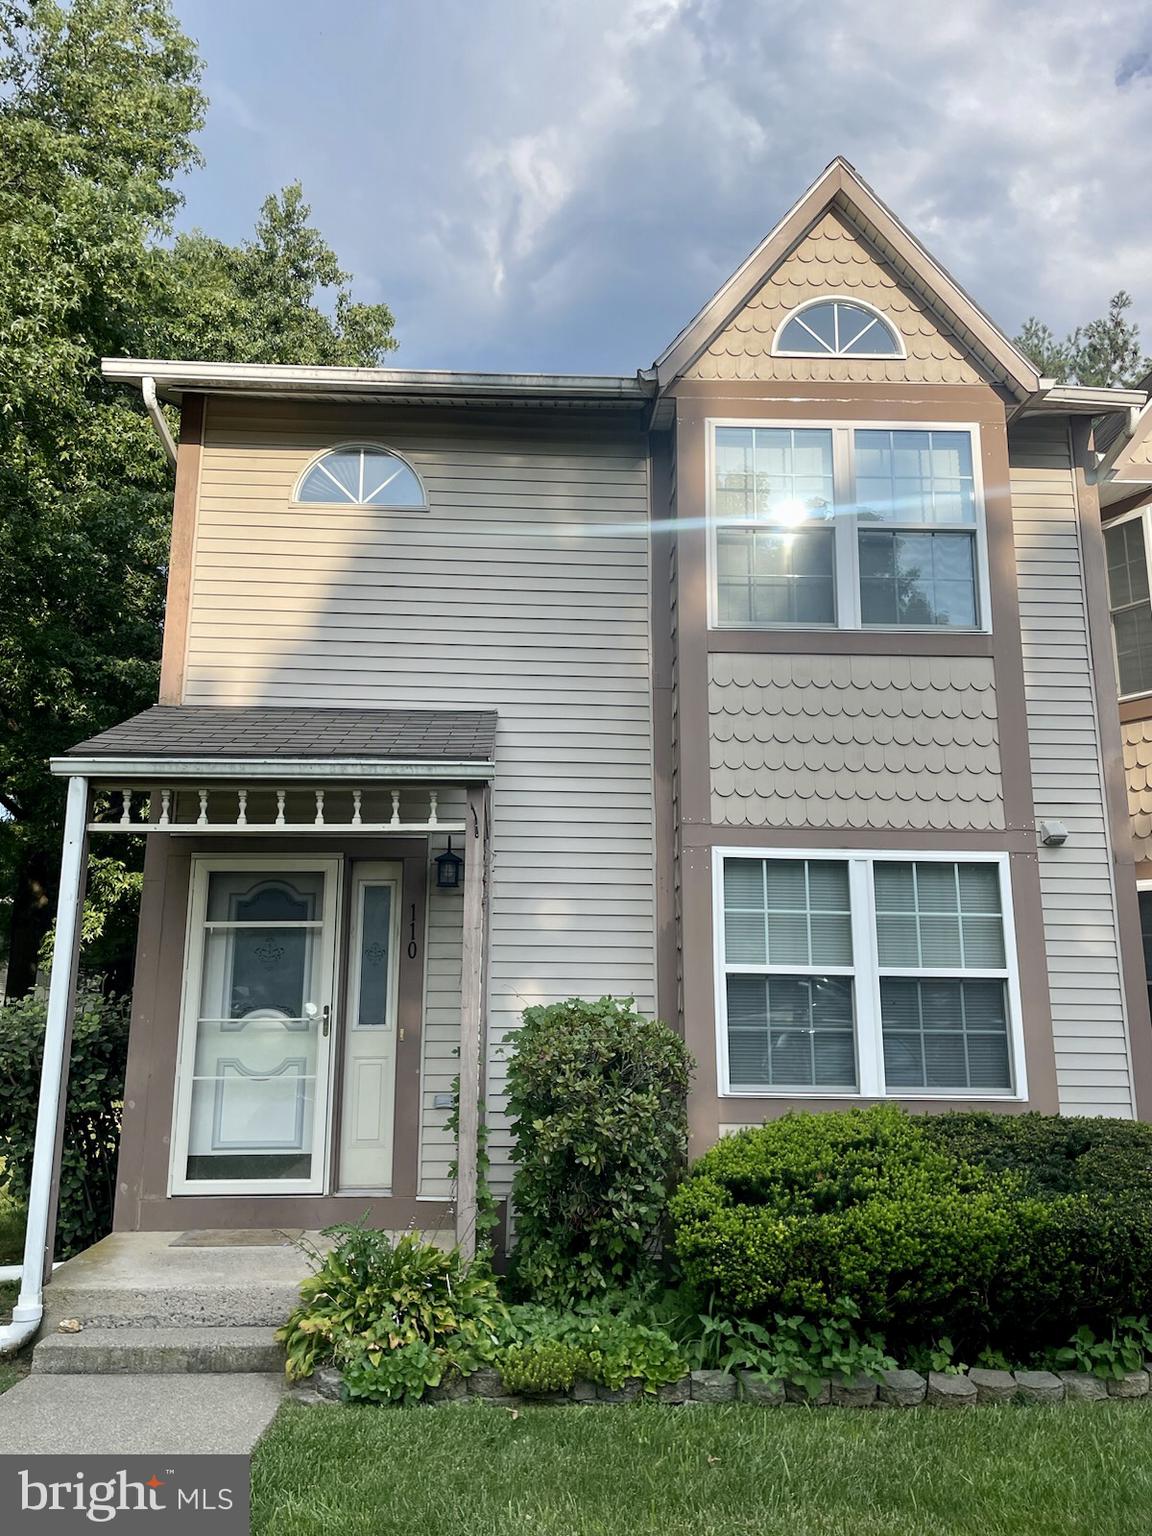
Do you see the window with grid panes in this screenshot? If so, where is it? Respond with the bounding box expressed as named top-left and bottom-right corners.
top-left (718, 853), bottom-right (1017, 1096)
top-left (1104, 514), bottom-right (1152, 697)
top-left (722, 858), bottom-right (857, 1090)
top-left (711, 424), bottom-right (983, 630)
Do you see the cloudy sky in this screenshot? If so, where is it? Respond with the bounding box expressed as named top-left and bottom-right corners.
top-left (170, 0), bottom-right (1152, 375)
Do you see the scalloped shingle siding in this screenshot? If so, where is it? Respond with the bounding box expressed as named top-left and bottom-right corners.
top-left (708, 654), bottom-right (1003, 830)
top-left (1122, 719), bottom-right (1152, 861)
top-left (686, 210), bottom-right (984, 385)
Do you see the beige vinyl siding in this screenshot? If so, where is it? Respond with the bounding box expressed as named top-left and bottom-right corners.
top-left (1009, 417), bottom-right (1136, 1116)
top-left (188, 398), bottom-right (657, 1191)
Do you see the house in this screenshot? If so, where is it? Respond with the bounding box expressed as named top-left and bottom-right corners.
top-left (12, 157), bottom-right (1152, 1334)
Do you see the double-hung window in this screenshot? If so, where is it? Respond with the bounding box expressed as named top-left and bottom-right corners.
top-left (716, 850), bottom-right (1023, 1098)
top-left (711, 423), bottom-right (986, 630)
top-left (1104, 510), bottom-right (1152, 698)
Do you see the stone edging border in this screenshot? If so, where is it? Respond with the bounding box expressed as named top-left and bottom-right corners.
top-left (292, 1363), bottom-right (1152, 1409)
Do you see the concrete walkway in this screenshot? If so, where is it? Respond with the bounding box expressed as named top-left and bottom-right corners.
top-left (0, 1373), bottom-right (285, 1454)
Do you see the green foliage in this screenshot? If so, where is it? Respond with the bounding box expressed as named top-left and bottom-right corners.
top-left (276, 1224), bottom-right (506, 1392)
top-left (497, 1303), bottom-right (688, 1392)
top-left (657, 1293), bottom-right (891, 1391)
top-left (0, 988), bottom-right (129, 1256)
top-left (906, 1337), bottom-right (967, 1376)
top-left (505, 997), bottom-right (692, 1303)
top-left (670, 1106), bottom-right (1152, 1360)
top-left (919, 1111), bottom-right (1152, 1198)
top-left (1050, 1318), bottom-right (1152, 1382)
top-left (1014, 291), bottom-right (1150, 388)
top-left (0, 0), bottom-right (397, 993)
top-left (497, 1340), bottom-right (595, 1395)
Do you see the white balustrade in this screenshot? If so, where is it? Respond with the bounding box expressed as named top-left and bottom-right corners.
top-left (91, 782), bottom-right (464, 836)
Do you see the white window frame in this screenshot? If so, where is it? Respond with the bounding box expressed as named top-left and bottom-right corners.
top-left (712, 847), bottom-right (1027, 1102)
top-left (706, 418), bottom-right (992, 633)
top-left (771, 295), bottom-right (907, 361)
top-left (1103, 503), bottom-right (1152, 701)
top-left (169, 854), bottom-right (344, 1197)
top-left (291, 441), bottom-right (429, 510)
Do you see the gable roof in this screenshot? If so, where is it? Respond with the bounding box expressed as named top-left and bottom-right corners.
top-left (653, 157), bottom-right (1043, 400)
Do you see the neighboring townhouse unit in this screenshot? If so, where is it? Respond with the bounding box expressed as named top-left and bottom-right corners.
top-left (32, 157), bottom-right (1152, 1257)
top-left (1094, 382), bottom-right (1152, 1024)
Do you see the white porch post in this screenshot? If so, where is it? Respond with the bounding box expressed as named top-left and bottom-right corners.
top-left (13, 775), bottom-right (89, 1325)
top-left (455, 784), bottom-right (490, 1258)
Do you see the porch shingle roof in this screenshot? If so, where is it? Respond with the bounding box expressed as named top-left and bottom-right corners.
top-left (65, 706), bottom-right (498, 763)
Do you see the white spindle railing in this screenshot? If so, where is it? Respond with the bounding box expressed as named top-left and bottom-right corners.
top-left (87, 785), bottom-right (461, 835)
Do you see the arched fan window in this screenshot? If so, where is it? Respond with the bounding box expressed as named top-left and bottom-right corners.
top-left (774, 299), bottom-right (903, 358)
top-left (295, 445), bottom-right (427, 507)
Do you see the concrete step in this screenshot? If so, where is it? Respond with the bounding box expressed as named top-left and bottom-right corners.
top-left (42, 1282), bottom-right (303, 1330)
top-left (40, 1231), bottom-right (316, 1331)
top-left (32, 1325), bottom-right (285, 1375)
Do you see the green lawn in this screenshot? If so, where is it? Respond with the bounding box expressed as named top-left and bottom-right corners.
top-left (252, 1399), bottom-right (1152, 1536)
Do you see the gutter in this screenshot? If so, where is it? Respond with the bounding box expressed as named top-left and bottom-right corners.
top-left (141, 376), bottom-right (178, 468)
top-left (105, 357), bottom-right (656, 406)
top-left (50, 755), bottom-right (497, 782)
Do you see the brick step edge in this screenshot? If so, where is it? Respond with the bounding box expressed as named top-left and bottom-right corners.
top-left (290, 1363), bottom-right (1152, 1409)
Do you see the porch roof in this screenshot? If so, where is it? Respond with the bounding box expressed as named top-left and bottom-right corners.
top-left (52, 705), bottom-right (498, 782)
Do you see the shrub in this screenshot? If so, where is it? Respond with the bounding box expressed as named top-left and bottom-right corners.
top-left (669, 1106), bottom-right (1152, 1360)
top-left (0, 988), bottom-right (130, 1257)
top-left (920, 1112), bottom-right (1152, 1198)
top-left (277, 1224), bottom-right (506, 1400)
top-left (504, 996), bottom-right (692, 1303)
top-left (497, 1340), bottom-right (595, 1395)
top-left (497, 1302), bottom-right (688, 1392)
top-left (669, 1295), bottom-right (893, 1388)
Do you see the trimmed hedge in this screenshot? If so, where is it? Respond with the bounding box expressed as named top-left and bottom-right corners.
top-left (0, 989), bottom-right (130, 1258)
top-left (669, 1106), bottom-right (1152, 1359)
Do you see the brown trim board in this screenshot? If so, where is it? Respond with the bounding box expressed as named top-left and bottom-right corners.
top-left (158, 393), bottom-right (205, 705)
top-left (113, 833), bottom-right (434, 1233)
top-left (1072, 417), bottom-right (1152, 1119)
top-left (707, 630), bottom-right (996, 657)
top-left (649, 429), bottom-right (679, 1027)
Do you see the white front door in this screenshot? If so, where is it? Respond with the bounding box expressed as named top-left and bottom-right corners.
top-left (171, 857), bottom-right (341, 1195)
top-left (337, 861), bottom-right (403, 1191)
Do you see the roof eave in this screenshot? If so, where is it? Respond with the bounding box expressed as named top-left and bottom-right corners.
top-left (101, 357), bottom-right (654, 406)
top-left (52, 755), bottom-right (497, 782)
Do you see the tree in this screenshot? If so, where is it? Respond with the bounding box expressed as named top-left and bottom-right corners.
top-left (1014, 292), bottom-right (1151, 388)
top-left (0, 0), bottom-right (397, 998)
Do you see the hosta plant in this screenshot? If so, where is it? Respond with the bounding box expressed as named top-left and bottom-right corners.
top-left (277, 1223), bottom-right (506, 1395)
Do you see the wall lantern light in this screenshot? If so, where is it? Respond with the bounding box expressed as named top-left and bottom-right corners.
top-left (435, 837), bottom-right (464, 889)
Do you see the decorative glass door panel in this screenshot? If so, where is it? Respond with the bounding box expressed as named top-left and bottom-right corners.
top-left (338, 862), bottom-right (402, 1190)
top-left (173, 859), bottom-right (340, 1194)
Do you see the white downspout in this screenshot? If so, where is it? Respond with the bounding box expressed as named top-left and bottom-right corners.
top-left (141, 376), bottom-right (178, 469)
top-left (0, 775), bottom-right (88, 1356)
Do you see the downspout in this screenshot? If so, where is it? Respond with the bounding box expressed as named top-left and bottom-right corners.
top-left (0, 776), bottom-right (88, 1356)
top-left (142, 376), bottom-right (178, 469)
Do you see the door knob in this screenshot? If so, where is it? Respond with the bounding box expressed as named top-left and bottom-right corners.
top-left (322, 1004), bottom-right (331, 1037)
